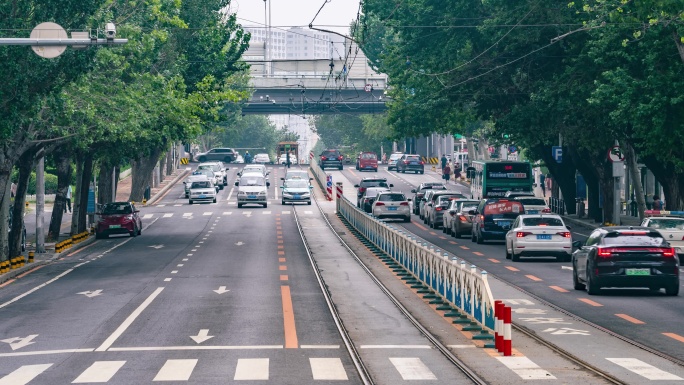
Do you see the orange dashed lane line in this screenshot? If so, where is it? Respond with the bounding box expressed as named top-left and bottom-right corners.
top-left (449, 241), bottom-right (458, 245)
top-left (505, 266), bottom-right (519, 272)
top-left (279, 258), bottom-right (286, 262)
top-left (549, 286), bottom-right (569, 293)
top-left (615, 314), bottom-right (645, 324)
top-left (279, 266), bottom-right (287, 271)
top-left (278, 251), bottom-right (285, 255)
top-left (460, 246), bottom-right (470, 250)
top-left (67, 241), bottom-right (99, 256)
top-left (429, 232), bottom-right (437, 236)
top-left (472, 252), bottom-right (484, 256)
top-left (280, 275), bottom-right (288, 281)
top-left (439, 236), bottom-right (447, 240)
top-left (488, 258), bottom-right (500, 264)
top-left (579, 298), bottom-right (603, 307)
top-left (412, 222), bottom-right (428, 231)
top-left (281, 286), bottom-right (299, 348)
top-left (663, 333), bottom-right (684, 343)
top-left (16, 265), bottom-right (46, 279)
top-left (526, 275), bottom-right (542, 282)
top-left (0, 279), bottom-right (16, 288)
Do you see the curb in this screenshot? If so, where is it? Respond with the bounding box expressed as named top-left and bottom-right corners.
top-left (0, 235), bottom-right (97, 285)
top-left (146, 168), bottom-right (190, 206)
top-left (561, 215), bottom-right (602, 232)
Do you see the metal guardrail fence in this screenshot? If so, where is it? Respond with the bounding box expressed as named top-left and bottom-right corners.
top-left (310, 157), bottom-right (333, 200)
top-left (549, 197), bottom-right (566, 215)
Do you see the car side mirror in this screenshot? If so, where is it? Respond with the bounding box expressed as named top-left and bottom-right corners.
top-left (237, 172), bottom-right (242, 176)
top-left (566, 225), bottom-right (572, 230)
top-left (427, 203), bottom-right (432, 207)
top-left (410, 189), bottom-right (417, 193)
top-left (407, 198), bottom-right (412, 201)
top-left (309, 186), bottom-right (314, 189)
top-left (280, 177), bottom-right (284, 180)
top-left (572, 241), bottom-right (582, 248)
top-left (468, 210), bottom-right (477, 215)
top-left (354, 184), bottom-right (359, 188)
top-left (309, 178), bottom-right (313, 181)
top-left (266, 181), bottom-right (271, 187)
top-left (234, 181), bottom-right (239, 186)
top-left (389, 184), bottom-right (394, 188)
top-left (134, 210), bottom-right (140, 213)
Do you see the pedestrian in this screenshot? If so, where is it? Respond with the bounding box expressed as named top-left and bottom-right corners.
top-left (65, 185), bottom-right (72, 213)
top-left (381, 153), bottom-right (387, 165)
top-left (244, 151), bottom-right (252, 164)
top-left (652, 195), bottom-right (664, 210)
top-left (10, 182), bottom-right (17, 199)
top-left (286, 150), bottom-right (291, 168)
top-left (539, 174), bottom-right (546, 197)
top-left (440, 154), bottom-right (448, 170)
top-left (443, 163), bottom-right (452, 184)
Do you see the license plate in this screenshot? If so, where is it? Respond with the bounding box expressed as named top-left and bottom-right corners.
top-left (498, 221), bottom-right (511, 227)
top-left (626, 268), bottom-right (650, 276)
top-left (199, 194), bottom-right (206, 198)
top-left (388, 207), bottom-right (397, 211)
top-left (293, 195), bottom-right (300, 199)
top-left (536, 234), bottom-right (552, 240)
top-left (109, 225), bottom-right (121, 229)
top-left (248, 195), bottom-right (256, 199)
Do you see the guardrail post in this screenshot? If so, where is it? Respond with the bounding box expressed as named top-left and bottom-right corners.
top-left (503, 306), bottom-right (512, 356)
top-left (495, 300), bottom-right (503, 352)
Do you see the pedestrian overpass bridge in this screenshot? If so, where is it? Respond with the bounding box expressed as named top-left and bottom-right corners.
top-left (242, 56), bottom-right (389, 115)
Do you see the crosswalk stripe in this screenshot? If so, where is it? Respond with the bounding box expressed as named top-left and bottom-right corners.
top-left (157, 204), bottom-right (166, 207)
top-left (607, 358), bottom-right (683, 380)
top-left (143, 214), bottom-right (153, 219)
top-left (223, 212), bottom-right (232, 215)
top-left (304, 211), bottom-right (313, 214)
top-left (72, 361), bottom-right (126, 383)
top-left (0, 364), bottom-right (52, 385)
top-left (174, 204), bottom-right (182, 207)
top-left (183, 213), bottom-right (192, 217)
top-left (310, 358), bottom-right (348, 380)
top-left (263, 211), bottom-right (272, 214)
top-left (389, 357), bottom-right (437, 380)
top-left (234, 358), bottom-right (269, 380)
top-left (242, 211), bottom-right (252, 216)
top-left (153, 359), bottom-right (198, 381)
top-left (203, 212), bottom-right (212, 216)
top-left (282, 211), bottom-right (291, 215)
top-left (163, 213), bottom-right (173, 218)
top-left (495, 356), bottom-right (556, 380)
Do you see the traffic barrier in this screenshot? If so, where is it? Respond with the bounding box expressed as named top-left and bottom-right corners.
top-left (495, 300), bottom-right (503, 351)
top-left (503, 305), bottom-right (512, 356)
top-left (28, 251), bottom-right (35, 263)
top-left (0, 260), bottom-right (8, 273)
top-left (309, 158), bottom-right (334, 201)
top-left (335, 185), bottom-right (501, 346)
top-left (336, 182), bottom-right (343, 200)
top-left (326, 175), bottom-right (333, 201)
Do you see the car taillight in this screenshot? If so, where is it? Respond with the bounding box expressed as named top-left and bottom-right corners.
top-left (321, 156), bottom-right (327, 161)
top-left (420, 161), bottom-right (425, 165)
top-left (338, 156), bottom-right (344, 160)
top-left (480, 215), bottom-right (484, 228)
top-left (556, 232), bottom-right (571, 238)
top-left (516, 231), bottom-right (532, 238)
top-left (375, 202), bottom-right (385, 206)
top-left (597, 248), bottom-right (613, 258)
top-left (400, 202), bottom-right (410, 206)
top-left (542, 208), bottom-right (551, 213)
top-left (459, 215), bottom-right (468, 221)
top-left (662, 248), bottom-right (675, 257)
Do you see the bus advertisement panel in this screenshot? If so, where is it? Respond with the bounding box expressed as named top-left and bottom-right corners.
top-left (471, 160), bottom-right (533, 199)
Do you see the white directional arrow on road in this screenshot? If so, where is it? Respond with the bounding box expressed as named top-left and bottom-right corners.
top-left (190, 329), bottom-right (214, 344)
top-left (213, 286), bottom-right (230, 294)
top-left (561, 266), bottom-right (573, 271)
top-left (1, 334), bottom-right (38, 350)
top-left (235, 242), bottom-right (244, 246)
top-left (77, 290), bottom-right (103, 298)
top-left (149, 244), bottom-right (165, 249)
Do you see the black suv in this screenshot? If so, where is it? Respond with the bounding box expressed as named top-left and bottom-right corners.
top-left (195, 148), bottom-right (237, 163)
top-left (397, 154), bottom-right (425, 174)
top-left (319, 149), bottom-right (344, 170)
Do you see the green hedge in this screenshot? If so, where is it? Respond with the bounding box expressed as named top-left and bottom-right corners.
top-left (11, 170), bottom-right (59, 195)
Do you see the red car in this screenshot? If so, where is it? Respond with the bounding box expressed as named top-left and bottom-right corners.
top-left (356, 152), bottom-right (378, 172)
top-left (96, 202), bottom-right (143, 239)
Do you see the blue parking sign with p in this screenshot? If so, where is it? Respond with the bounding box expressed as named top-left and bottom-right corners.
top-left (552, 146), bottom-right (562, 163)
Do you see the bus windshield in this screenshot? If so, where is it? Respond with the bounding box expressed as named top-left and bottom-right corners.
top-left (471, 161), bottom-right (533, 200)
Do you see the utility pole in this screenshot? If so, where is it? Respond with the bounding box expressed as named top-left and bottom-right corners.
top-left (35, 156), bottom-right (45, 253)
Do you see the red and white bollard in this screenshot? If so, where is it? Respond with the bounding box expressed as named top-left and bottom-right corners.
top-left (336, 183), bottom-right (343, 200)
top-left (494, 300), bottom-right (503, 352)
top-left (503, 305), bottom-right (512, 356)
top-left (326, 175), bottom-right (333, 201)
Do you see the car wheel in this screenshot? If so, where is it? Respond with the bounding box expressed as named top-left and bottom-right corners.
top-left (213, 198), bottom-right (217, 203)
top-left (665, 283), bottom-right (679, 296)
top-left (471, 232), bottom-right (476, 242)
top-left (511, 251), bottom-right (519, 262)
top-left (282, 200), bottom-right (285, 205)
top-left (573, 264), bottom-right (585, 290)
top-left (307, 201), bottom-right (312, 205)
top-left (505, 245), bottom-right (511, 260)
top-left (562, 254), bottom-right (572, 262)
top-left (339, 166), bottom-right (343, 170)
top-left (189, 200), bottom-right (193, 205)
top-left (224, 157), bottom-right (232, 163)
top-left (130, 227), bottom-right (137, 238)
top-left (404, 216), bottom-right (411, 223)
top-left (476, 232), bottom-right (483, 244)
top-left (374, 168), bottom-right (378, 172)
top-left (586, 269), bottom-right (601, 295)
top-left (138, 226), bottom-right (142, 235)
top-left (420, 170), bottom-right (424, 174)
top-left (238, 203), bottom-right (243, 208)
top-left (263, 203), bottom-right (268, 208)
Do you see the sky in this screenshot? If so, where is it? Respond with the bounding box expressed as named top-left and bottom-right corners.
top-left (229, 0), bottom-right (360, 34)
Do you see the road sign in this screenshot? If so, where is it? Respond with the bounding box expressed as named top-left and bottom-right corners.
top-left (180, 157), bottom-right (189, 165)
top-left (607, 146), bottom-right (625, 162)
top-left (552, 146), bottom-right (562, 163)
top-left (30, 22), bottom-right (67, 58)
top-left (508, 145), bottom-right (517, 154)
top-left (364, 84), bottom-right (372, 92)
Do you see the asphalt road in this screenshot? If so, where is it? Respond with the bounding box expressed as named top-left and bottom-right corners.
top-left (333, 165), bottom-right (684, 362)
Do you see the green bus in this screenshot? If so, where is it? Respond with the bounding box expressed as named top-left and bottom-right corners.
top-left (470, 160), bottom-right (534, 200)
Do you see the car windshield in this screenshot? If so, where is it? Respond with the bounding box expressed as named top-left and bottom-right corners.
top-left (102, 204), bottom-right (132, 215)
top-left (286, 171), bottom-right (308, 179)
top-left (197, 165), bottom-right (215, 171)
top-left (517, 198), bottom-right (547, 206)
top-left (239, 177), bottom-right (265, 186)
top-left (405, 156), bottom-right (420, 161)
top-left (284, 180), bottom-right (308, 188)
top-left (435, 194), bottom-right (464, 202)
top-left (389, 154), bottom-right (403, 160)
top-left (377, 193), bottom-right (406, 202)
top-left (191, 181), bottom-right (211, 189)
top-left (648, 219), bottom-right (684, 230)
top-left (365, 189), bottom-right (387, 198)
top-left (522, 217), bottom-right (564, 227)
top-left (361, 180), bottom-right (389, 188)
top-left (603, 233), bottom-right (666, 246)
top-left (243, 167), bottom-right (263, 173)
top-left (361, 153), bottom-right (376, 159)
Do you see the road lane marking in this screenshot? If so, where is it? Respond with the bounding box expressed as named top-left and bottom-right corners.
top-left (606, 358), bottom-right (683, 380)
top-left (72, 361), bottom-right (126, 383)
top-left (310, 358), bottom-right (348, 380)
top-left (163, 213), bottom-right (173, 218)
top-left (171, 271), bottom-right (178, 274)
top-left (439, 236), bottom-right (447, 240)
top-left (0, 279), bottom-right (16, 288)
top-left (429, 231), bottom-right (437, 235)
top-left (0, 364), bottom-right (52, 385)
top-left (279, 266), bottom-right (287, 271)
top-left (615, 314), bottom-right (645, 324)
top-left (67, 241), bottom-right (100, 257)
top-left (174, 204), bottom-right (182, 207)
top-left (505, 266), bottom-right (520, 272)
top-left (153, 359), bottom-right (197, 381)
top-left (361, 345), bottom-right (432, 349)
top-left (108, 345), bottom-right (282, 352)
top-left (389, 357), bottom-right (437, 380)
top-left (279, 258), bottom-right (286, 262)
top-left (95, 287), bottom-right (165, 351)
top-left (223, 211), bottom-right (232, 215)
top-left (177, 264), bottom-right (184, 267)
top-left (526, 275), bottom-right (542, 282)
top-left (0, 348), bottom-right (93, 358)
top-left (143, 214), bottom-right (153, 219)
top-left (203, 212), bottom-right (212, 216)
top-left (235, 358), bottom-right (269, 380)
top-left (449, 241), bottom-right (458, 244)
top-left (578, 298), bottom-right (603, 307)
top-left (460, 246), bottom-right (470, 250)
top-left (473, 252), bottom-right (484, 256)
top-left (281, 286), bottom-right (299, 348)
top-left (301, 345), bottom-right (339, 349)
top-left (412, 221), bottom-right (428, 231)
top-left (183, 213), bottom-right (192, 217)
top-left (549, 286), bottom-right (569, 293)
top-left (495, 356), bottom-right (557, 380)
top-left (0, 268), bottom-right (75, 309)
top-left (663, 333), bottom-right (684, 343)
top-left (280, 275), bottom-right (288, 281)
top-left (226, 187), bottom-right (234, 201)
top-left (164, 278), bottom-right (172, 282)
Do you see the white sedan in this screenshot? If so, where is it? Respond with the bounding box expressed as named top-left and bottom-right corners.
top-left (505, 214), bottom-right (572, 262)
top-left (254, 153), bottom-right (271, 164)
top-left (372, 192), bottom-right (411, 222)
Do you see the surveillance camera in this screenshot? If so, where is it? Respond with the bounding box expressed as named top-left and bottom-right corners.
top-left (105, 23), bottom-right (116, 39)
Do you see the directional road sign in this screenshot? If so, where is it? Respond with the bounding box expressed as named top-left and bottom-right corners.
top-left (552, 146), bottom-right (563, 163)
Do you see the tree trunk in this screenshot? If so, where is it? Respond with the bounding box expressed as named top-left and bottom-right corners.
top-left (166, 146), bottom-right (174, 175)
top-left (76, 154), bottom-right (94, 234)
top-left (159, 151), bottom-right (167, 179)
top-left (538, 144), bottom-right (577, 214)
top-left (0, 181), bottom-right (11, 263)
top-left (97, 161), bottom-right (114, 205)
top-left (642, 155), bottom-right (684, 211)
top-left (70, 156), bottom-right (83, 236)
top-left (571, 147), bottom-right (603, 223)
top-left (624, 142), bottom-right (646, 220)
top-left (129, 147), bottom-right (163, 202)
top-left (9, 148), bottom-right (39, 257)
top-left (48, 151), bottom-right (72, 241)
top-left (674, 31), bottom-right (684, 64)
